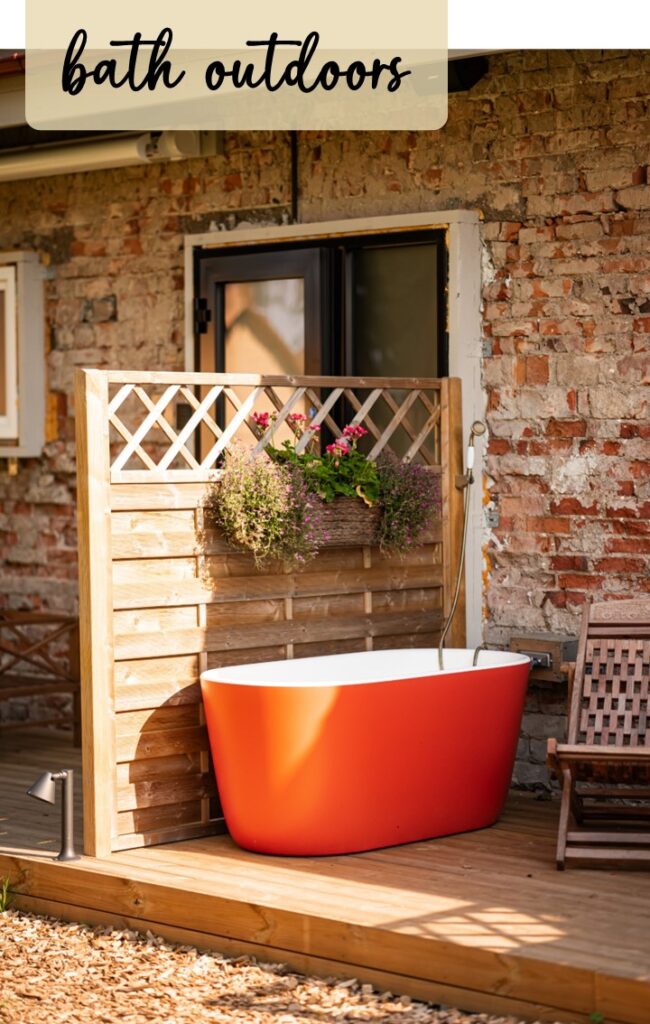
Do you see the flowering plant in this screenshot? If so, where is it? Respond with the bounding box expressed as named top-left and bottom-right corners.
top-left (203, 411), bottom-right (440, 566)
top-left (377, 453), bottom-right (441, 553)
top-left (203, 446), bottom-right (322, 568)
top-left (253, 411), bottom-right (380, 506)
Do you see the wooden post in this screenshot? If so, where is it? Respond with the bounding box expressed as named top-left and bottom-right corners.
top-left (75, 369), bottom-right (116, 858)
top-left (440, 378), bottom-right (466, 648)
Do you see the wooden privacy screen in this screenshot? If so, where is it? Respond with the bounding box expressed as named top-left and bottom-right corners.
top-left (76, 371), bottom-right (464, 856)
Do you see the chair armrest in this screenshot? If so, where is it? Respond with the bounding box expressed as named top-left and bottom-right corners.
top-left (552, 743), bottom-right (650, 766)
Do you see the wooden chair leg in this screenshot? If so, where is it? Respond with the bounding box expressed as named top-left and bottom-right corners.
top-left (556, 768), bottom-right (572, 870)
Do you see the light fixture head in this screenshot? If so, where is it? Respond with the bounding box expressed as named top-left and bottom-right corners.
top-left (26, 770), bottom-right (58, 804)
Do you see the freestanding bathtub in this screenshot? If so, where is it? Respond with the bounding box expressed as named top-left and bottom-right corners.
top-left (201, 648), bottom-right (530, 856)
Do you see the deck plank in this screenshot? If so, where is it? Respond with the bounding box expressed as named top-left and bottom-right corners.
top-left (1, 730), bottom-right (648, 1024)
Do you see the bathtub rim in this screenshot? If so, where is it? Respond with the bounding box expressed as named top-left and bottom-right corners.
top-left (200, 647), bottom-right (531, 688)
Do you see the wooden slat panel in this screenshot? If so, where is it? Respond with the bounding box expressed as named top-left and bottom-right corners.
top-left (113, 557), bottom-right (198, 584)
top-left (114, 655), bottom-right (199, 712)
top-left (292, 593), bottom-right (365, 620)
top-left (206, 645), bottom-right (288, 668)
top-left (111, 821), bottom-right (223, 850)
top-left (117, 773), bottom-right (215, 813)
top-left (115, 706), bottom-right (201, 735)
top-left (205, 598), bottom-right (286, 628)
top-left (116, 799), bottom-right (204, 836)
top-left (113, 561), bottom-right (443, 611)
top-left (113, 606), bottom-right (198, 634)
top-left (111, 483), bottom-right (209, 511)
top-left (113, 610), bottom-right (443, 661)
top-left (111, 509), bottom-right (197, 558)
top-left (116, 726), bottom-right (208, 763)
top-left (372, 588), bottom-right (443, 614)
top-left (116, 753), bottom-right (203, 786)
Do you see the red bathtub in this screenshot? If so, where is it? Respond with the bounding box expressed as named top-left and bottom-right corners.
top-left (201, 648), bottom-right (530, 856)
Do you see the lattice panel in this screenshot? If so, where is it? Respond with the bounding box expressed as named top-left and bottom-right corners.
top-left (579, 638), bottom-right (650, 746)
top-left (106, 374), bottom-right (443, 483)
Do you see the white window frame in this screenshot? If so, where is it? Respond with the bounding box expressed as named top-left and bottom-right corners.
top-left (0, 251), bottom-right (46, 459)
top-left (0, 264), bottom-right (18, 440)
top-left (184, 211), bottom-right (485, 645)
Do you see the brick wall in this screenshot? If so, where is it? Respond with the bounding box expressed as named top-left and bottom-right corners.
top-left (0, 50), bottom-right (648, 780)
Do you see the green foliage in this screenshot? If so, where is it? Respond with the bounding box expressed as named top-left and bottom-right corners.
top-left (0, 877), bottom-right (12, 913)
top-left (589, 1014), bottom-right (605, 1024)
top-left (378, 454), bottom-right (441, 554)
top-left (270, 441), bottom-right (381, 505)
top-left (204, 416), bottom-right (440, 566)
top-left (204, 447), bottom-right (321, 569)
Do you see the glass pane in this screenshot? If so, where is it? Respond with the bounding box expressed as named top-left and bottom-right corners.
top-left (222, 279), bottom-right (307, 445)
top-left (351, 245), bottom-right (440, 459)
top-left (225, 279), bottom-right (305, 376)
top-left (352, 244), bottom-right (439, 378)
top-left (0, 290), bottom-right (6, 418)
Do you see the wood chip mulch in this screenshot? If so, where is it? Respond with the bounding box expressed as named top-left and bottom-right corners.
top-left (0, 910), bottom-right (559, 1024)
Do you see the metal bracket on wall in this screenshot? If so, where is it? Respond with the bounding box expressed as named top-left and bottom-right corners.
top-left (485, 508), bottom-right (500, 529)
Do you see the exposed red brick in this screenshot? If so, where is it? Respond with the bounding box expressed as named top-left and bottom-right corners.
top-left (607, 537), bottom-right (650, 554)
top-left (546, 419), bottom-right (588, 437)
top-left (487, 438), bottom-right (512, 455)
top-left (526, 516), bottom-right (572, 534)
top-left (545, 590), bottom-right (588, 608)
top-left (557, 574), bottom-right (605, 590)
top-left (594, 556), bottom-right (646, 572)
top-left (550, 555), bottom-right (590, 571)
top-left (550, 497), bottom-right (598, 515)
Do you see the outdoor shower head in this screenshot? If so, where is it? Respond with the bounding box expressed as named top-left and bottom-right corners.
top-left (466, 420), bottom-right (486, 471)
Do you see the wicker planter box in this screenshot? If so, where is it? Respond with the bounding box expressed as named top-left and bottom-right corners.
top-left (318, 496), bottom-right (382, 549)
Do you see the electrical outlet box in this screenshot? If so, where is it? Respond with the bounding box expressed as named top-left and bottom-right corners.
top-left (509, 633), bottom-right (578, 683)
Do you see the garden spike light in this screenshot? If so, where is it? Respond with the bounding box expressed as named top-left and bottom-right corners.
top-left (26, 769), bottom-right (79, 862)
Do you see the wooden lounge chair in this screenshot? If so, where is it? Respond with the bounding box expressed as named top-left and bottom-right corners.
top-left (0, 611), bottom-right (81, 745)
top-left (547, 597), bottom-right (650, 869)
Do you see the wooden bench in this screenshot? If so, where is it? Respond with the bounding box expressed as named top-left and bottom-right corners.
top-left (0, 612), bottom-right (81, 745)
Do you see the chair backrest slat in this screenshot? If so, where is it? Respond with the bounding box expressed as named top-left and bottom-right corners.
top-left (568, 600), bottom-right (650, 748)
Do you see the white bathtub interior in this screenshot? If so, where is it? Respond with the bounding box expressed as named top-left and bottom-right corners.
top-left (201, 648), bottom-right (531, 688)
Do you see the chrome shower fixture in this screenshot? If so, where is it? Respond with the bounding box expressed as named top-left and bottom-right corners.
top-left (437, 418), bottom-right (486, 670)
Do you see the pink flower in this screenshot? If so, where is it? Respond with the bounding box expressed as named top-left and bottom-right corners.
top-left (343, 424), bottom-right (368, 440)
top-left (309, 423), bottom-right (321, 433)
top-left (288, 412), bottom-right (307, 423)
top-left (326, 438), bottom-right (350, 456)
top-left (252, 411), bottom-right (271, 430)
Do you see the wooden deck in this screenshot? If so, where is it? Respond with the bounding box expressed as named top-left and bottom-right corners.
top-left (1, 731), bottom-right (649, 1024)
